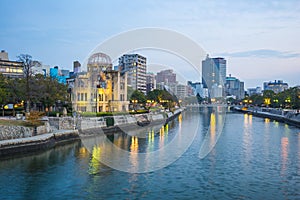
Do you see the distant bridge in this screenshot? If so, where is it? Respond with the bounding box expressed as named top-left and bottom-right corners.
top-left (185, 104), bottom-right (229, 108)
top-left (184, 104), bottom-right (233, 113)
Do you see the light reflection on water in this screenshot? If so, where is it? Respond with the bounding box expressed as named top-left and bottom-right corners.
top-left (0, 111), bottom-right (299, 199)
top-left (281, 137), bottom-right (289, 176)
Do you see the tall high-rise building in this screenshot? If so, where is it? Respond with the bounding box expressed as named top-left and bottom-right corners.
top-left (187, 81), bottom-right (209, 98)
top-left (175, 84), bottom-right (188, 99)
top-left (247, 87), bottom-right (262, 96)
top-left (156, 69), bottom-right (177, 95)
top-left (156, 69), bottom-right (176, 84)
top-left (0, 50), bottom-right (23, 78)
top-left (0, 50), bottom-right (9, 60)
top-left (73, 61), bottom-right (81, 74)
top-left (146, 72), bottom-right (156, 94)
top-left (202, 55), bottom-right (226, 98)
top-left (225, 75), bottom-right (245, 99)
top-left (50, 66), bottom-right (70, 84)
top-left (263, 80), bottom-right (288, 93)
top-left (118, 54), bottom-right (147, 94)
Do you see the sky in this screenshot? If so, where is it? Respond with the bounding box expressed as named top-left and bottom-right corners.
top-left (1, 0), bottom-right (300, 88)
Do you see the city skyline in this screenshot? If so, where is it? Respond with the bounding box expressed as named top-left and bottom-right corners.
top-left (1, 0), bottom-right (299, 88)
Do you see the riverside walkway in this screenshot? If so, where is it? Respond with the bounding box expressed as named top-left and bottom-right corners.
top-left (0, 109), bottom-right (183, 157)
top-left (232, 106), bottom-right (300, 128)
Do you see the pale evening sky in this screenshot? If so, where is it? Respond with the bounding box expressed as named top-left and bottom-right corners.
top-left (1, 0), bottom-right (299, 88)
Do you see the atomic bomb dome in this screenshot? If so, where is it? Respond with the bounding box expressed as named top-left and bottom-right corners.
top-left (88, 52), bottom-right (112, 66)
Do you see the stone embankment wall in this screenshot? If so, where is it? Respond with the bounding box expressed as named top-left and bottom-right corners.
top-left (0, 123), bottom-right (51, 141)
top-left (48, 113), bottom-right (167, 132)
top-left (48, 117), bottom-right (75, 130)
top-left (0, 130), bottom-right (79, 157)
top-left (0, 126), bottom-right (32, 140)
top-left (0, 110), bottom-right (182, 156)
top-left (290, 114), bottom-right (300, 122)
top-left (233, 106), bottom-right (300, 127)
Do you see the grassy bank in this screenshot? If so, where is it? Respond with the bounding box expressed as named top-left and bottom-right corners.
top-left (0, 119), bottom-right (42, 127)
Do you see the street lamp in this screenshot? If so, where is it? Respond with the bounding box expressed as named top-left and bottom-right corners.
top-left (72, 111), bottom-right (76, 130)
top-left (273, 99), bottom-right (278, 107)
top-left (264, 98), bottom-right (271, 107)
top-left (285, 98), bottom-right (291, 108)
top-left (131, 99), bottom-right (138, 111)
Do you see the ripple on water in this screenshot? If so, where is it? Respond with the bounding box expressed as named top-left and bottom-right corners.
top-left (0, 112), bottom-right (299, 199)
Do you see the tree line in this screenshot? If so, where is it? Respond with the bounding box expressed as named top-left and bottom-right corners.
top-left (244, 87), bottom-right (300, 109)
top-left (0, 54), bottom-right (69, 116)
top-left (0, 73), bottom-right (69, 115)
top-left (128, 89), bottom-right (179, 110)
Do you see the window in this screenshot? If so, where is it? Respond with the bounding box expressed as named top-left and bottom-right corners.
top-left (120, 94), bottom-right (124, 101)
top-left (77, 93), bottom-right (80, 101)
top-left (79, 106), bottom-right (86, 112)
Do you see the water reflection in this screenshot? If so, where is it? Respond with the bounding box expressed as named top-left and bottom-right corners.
top-left (1, 111), bottom-right (300, 199)
top-left (243, 114), bottom-right (253, 169)
top-left (89, 146), bottom-right (102, 175)
top-left (129, 136), bottom-right (139, 171)
top-left (243, 113), bottom-right (252, 126)
top-left (81, 112), bottom-right (196, 173)
top-left (199, 107), bottom-right (226, 159)
top-left (298, 133), bottom-right (300, 177)
top-left (130, 137), bottom-right (139, 153)
top-left (78, 147), bottom-right (89, 159)
top-left (280, 137), bottom-right (289, 176)
top-left (265, 118), bottom-right (270, 124)
top-left (210, 113), bottom-right (216, 147)
top-left (147, 130), bottom-right (155, 152)
top-left (159, 124), bottom-right (169, 148)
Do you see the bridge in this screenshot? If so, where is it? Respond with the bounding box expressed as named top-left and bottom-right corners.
top-left (185, 104), bottom-right (229, 108)
top-left (184, 104), bottom-right (232, 113)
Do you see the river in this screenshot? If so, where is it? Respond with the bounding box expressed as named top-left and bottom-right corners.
top-left (0, 108), bottom-right (299, 199)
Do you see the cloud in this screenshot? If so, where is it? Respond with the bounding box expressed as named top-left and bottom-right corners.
top-left (219, 49), bottom-right (300, 58)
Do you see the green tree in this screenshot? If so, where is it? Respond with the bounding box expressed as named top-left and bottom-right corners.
top-left (130, 90), bottom-right (146, 104)
top-left (263, 90), bottom-right (275, 99)
top-left (32, 75), bottom-right (69, 112)
top-left (0, 74), bottom-right (9, 116)
top-left (147, 89), bottom-right (178, 108)
top-left (17, 54), bottom-right (41, 113)
top-left (127, 86), bottom-right (134, 101)
top-left (147, 89), bottom-right (161, 102)
top-left (250, 94), bottom-right (264, 106)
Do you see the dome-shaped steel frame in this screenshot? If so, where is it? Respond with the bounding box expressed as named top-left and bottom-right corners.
top-left (88, 52), bottom-right (112, 66)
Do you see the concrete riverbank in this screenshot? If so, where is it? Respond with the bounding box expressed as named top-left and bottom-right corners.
top-left (0, 130), bottom-right (79, 157)
top-left (232, 106), bottom-right (300, 128)
top-left (0, 109), bottom-right (184, 157)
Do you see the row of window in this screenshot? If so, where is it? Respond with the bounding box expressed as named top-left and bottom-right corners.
top-left (0, 67), bottom-right (23, 73)
top-left (77, 93), bottom-right (88, 101)
top-left (75, 92), bottom-right (127, 102)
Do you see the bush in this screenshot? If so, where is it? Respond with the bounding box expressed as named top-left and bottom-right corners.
top-left (47, 111), bottom-right (62, 117)
top-left (78, 110), bottom-right (150, 117)
top-left (131, 110), bottom-right (149, 114)
top-left (26, 111), bottom-right (45, 127)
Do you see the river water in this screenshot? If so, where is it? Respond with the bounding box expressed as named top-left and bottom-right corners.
top-left (0, 109), bottom-right (299, 199)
